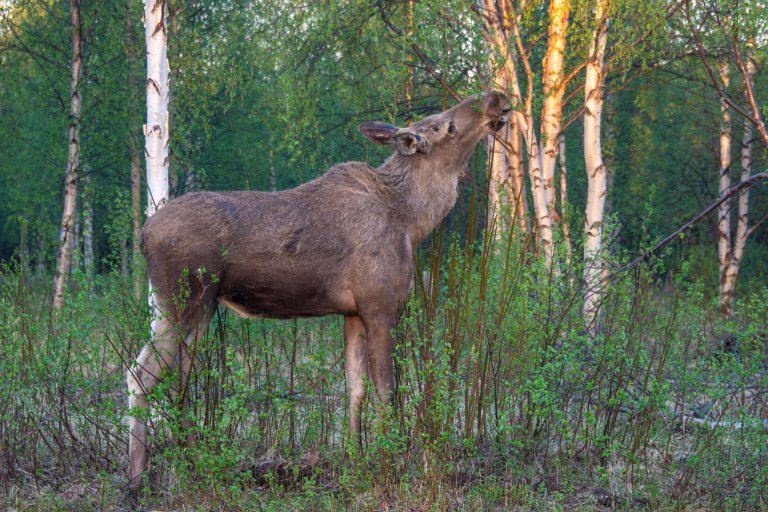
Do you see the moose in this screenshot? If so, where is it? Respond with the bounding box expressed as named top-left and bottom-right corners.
top-left (127, 91), bottom-right (511, 488)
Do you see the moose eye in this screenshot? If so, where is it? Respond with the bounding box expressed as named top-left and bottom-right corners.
top-left (448, 122), bottom-right (457, 135)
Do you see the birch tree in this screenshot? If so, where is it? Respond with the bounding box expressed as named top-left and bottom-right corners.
top-left (144, 0), bottom-right (170, 220)
top-left (718, 53), bottom-right (756, 316)
top-left (716, 60), bottom-right (733, 312)
top-left (682, 1), bottom-right (768, 313)
top-left (52, 0), bottom-right (83, 310)
top-left (479, 0), bottom-right (554, 265)
top-left (540, 0), bottom-right (569, 217)
top-left (582, 0), bottom-right (609, 328)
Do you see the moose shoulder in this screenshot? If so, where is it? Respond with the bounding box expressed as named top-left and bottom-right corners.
top-left (127, 91), bottom-right (511, 489)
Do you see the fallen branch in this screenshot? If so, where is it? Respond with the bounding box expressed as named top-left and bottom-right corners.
top-left (675, 414), bottom-right (768, 430)
top-left (611, 172), bottom-right (768, 278)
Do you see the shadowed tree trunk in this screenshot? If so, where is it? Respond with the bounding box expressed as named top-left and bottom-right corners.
top-left (126, 0), bottom-right (143, 300)
top-left (83, 174), bottom-right (94, 283)
top-left (53, 0), bottom-right (84, 310)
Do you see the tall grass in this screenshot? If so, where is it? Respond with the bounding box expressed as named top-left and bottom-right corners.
top-left (1, 223), bottom-right (767, 510)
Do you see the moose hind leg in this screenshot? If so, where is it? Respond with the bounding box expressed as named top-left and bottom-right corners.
top-left (360, 311), bottom-right (396, 406)
top-left (344, 315), bottom-right (368, 450)
top-left (126, 314), bottom-right (184, 489)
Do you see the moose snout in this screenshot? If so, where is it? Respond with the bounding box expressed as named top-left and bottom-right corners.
top-left (492, 100), bottom-right (512, 131)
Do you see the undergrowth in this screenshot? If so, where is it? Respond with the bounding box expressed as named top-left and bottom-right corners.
top-left (1, 229), bottom-right (767, 510)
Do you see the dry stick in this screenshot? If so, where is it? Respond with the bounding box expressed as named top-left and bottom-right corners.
top-left (610, 172), bottom-right (768, 279)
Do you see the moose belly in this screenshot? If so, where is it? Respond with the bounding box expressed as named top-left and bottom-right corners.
top-left (217, 279), bottom-right (356, 319)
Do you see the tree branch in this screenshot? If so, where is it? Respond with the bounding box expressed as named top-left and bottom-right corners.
top-left (612, 172), bottom-right (768, 277)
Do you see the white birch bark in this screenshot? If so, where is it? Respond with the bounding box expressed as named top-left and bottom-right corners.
top-left (540, 0), bottom-right (569, 216)
top-left (520, 112), bottom-right (553, 265)
top-left (144, 0), bottom-right (170, 332)
top-left (144, 0), bottom-right (170, 219)
top-left (717, 60), bottom-right (732, 306)
top-left (52, 0), bottom-right (83, 310)
top-left (582, 0), bottom-right (609, 328)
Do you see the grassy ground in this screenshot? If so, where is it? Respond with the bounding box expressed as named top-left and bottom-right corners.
top-left (1, 239), bottom-right (767, 510)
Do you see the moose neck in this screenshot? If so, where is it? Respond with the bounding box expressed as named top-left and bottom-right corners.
top-left (378, 151), bottom-right (467, 247)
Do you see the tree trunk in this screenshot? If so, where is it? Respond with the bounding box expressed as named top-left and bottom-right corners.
top-left (83, 175), bottom-right (94, 283)
top-left (540, 0), bottom-right (569, 217)
top-left (487, 126), bottom-right (508, 239)
top-left (481, 0), bottom-right (552, 264)
top-left (144, 0), bottom-right (170, 219)
top-left (558, 133), bottom-right (572, 262)
top-left (52, 0), bottom-right (83, 310)
top-left (719, 55), bottom-right (755, 316)
top-left (506, 115), bottom-right (528, 233)
top-left (482, 0), bottom-right (510, 240)
top-left (717, 60), bottom-right (732, 312)
top-left (72, 203), bottom-right (81, 269)
top-left (126, 0), bottom-right (143, 300)
top-left (520, 112), bottom-right (554, 266)
top-left (582, 0), bottom-right (609, 329)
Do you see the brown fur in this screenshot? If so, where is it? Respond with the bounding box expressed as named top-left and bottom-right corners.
top-left (126, 92), bottom-right (510, 488)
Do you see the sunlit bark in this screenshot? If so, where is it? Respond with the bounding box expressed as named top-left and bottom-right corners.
top-left (541, 0), bottom-right (569, 217)
top-left (582, 0), bottom-right (609, 329)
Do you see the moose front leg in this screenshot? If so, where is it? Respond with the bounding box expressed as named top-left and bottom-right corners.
top-left (344, 315), bottom-right (368, 450)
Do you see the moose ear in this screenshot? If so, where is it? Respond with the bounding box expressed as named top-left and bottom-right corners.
top-left (393, 130), bottom-right (427, 156)
top-left (359, 121), bottom-right (400, 145)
